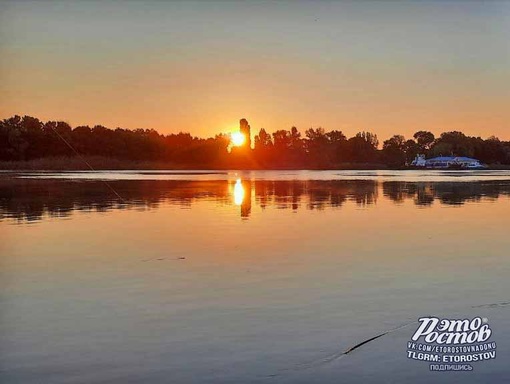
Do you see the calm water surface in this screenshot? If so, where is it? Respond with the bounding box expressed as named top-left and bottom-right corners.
top-left (1, 170), bottom-right (509, 383)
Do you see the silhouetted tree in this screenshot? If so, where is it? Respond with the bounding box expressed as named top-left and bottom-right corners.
top-left (430, 131), bottom-right (473, 157)
top-left (413, 131), bottom-right (435, 153)
top-left (305, 127), bottom-right (329, 166)
top-left (346, 132), bottom-right (379, 163)
top-left (1, 115), bottom-right (509, 168)
top-left (326, 130), bottom-right (347, 164)
top-left (254, 128), bottom-right (272, 149)
top-left (404, 139), bottom-right (420, 164)
top-left (382, 135), bottom-right (406, 167)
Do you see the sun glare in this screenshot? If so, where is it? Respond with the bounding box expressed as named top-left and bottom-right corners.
top-left (231, 132), bottom-right (245, 147)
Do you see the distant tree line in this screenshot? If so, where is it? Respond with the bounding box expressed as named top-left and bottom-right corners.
top-left (380, 131), bottom-right (510, 167)
top-left (1, 115), bottom-right (509, 168)
top-left (0, 115), bottom-right (231, 167)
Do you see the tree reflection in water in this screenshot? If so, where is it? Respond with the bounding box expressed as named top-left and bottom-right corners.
top-left (1, 178), bottom-right (509, 223)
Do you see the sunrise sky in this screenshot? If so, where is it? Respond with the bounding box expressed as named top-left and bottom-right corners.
top-left (1, 1), bottom-right (509, 140)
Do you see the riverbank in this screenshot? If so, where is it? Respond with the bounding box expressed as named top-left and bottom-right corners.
top-left (2, 156), bottom-right (509, 171)
top-left (0, 156), bottom-right (388, 171)
top-left (0, 157), bottom-right (191, 171)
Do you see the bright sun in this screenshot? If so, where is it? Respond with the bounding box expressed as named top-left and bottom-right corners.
top-left (231, 132), bottom-right (245, 147)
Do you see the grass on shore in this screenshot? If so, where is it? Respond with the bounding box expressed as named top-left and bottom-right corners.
top-left (0, 156), bottom-right (190, 171)
top-left (0, 156), bottom-right (388, 171)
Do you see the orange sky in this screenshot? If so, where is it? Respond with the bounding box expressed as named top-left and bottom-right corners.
top-left (1, 1), bottom-right (509, 140)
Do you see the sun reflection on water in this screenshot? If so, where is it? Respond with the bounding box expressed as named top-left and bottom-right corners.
top-left (233, 178), bottom-right (245, 206)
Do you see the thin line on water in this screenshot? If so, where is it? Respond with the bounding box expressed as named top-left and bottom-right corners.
top-left (50, 126), bottom-right (125, 202)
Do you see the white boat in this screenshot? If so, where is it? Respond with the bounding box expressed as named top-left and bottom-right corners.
top-left (410, 155), bottom-right (487, 169)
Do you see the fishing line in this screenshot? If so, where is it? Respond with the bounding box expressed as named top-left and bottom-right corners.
top-left (261, 299), bottom-right (509, 378)
top-left (50, 126), bottom-right (125, 202)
